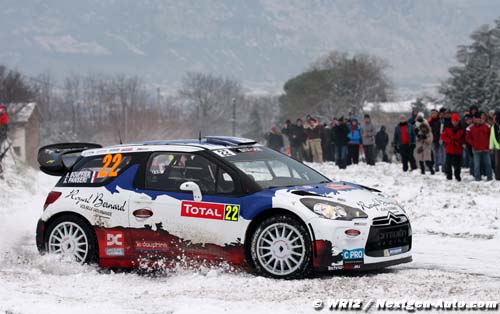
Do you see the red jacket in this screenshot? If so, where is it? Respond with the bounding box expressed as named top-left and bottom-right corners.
top-left (466, 123), bottom-right (490, 151)
top-left (0, 104), bottom-right (8, 125)
top-left (441, 126), bottom-right (464, 155)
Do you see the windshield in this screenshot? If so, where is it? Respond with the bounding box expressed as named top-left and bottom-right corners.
top-left (214, 146), bottom-right (330, 189)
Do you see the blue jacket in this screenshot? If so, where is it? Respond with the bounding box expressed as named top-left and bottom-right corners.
top-left (348, 119), bottom-right (362, 145)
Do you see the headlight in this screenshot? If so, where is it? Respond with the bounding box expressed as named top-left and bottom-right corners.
top-left (300, 198), bottom-right (368, 220)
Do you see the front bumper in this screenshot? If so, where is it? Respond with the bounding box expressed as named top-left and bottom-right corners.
top-left (307, 217), bottom-right (412, 271)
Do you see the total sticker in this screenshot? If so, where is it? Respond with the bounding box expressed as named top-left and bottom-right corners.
top-left (181, 201), bottom-right (239, 221)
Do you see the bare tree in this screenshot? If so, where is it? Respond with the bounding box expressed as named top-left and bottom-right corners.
top-left (179, 72), bottom-right (244, 136)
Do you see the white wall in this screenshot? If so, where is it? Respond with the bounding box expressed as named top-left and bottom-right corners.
top-left (8, 126), bottom-right (26, 163)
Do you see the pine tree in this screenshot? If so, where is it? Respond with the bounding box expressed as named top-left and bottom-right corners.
top-left (440, 19), bottom-right (500, 111)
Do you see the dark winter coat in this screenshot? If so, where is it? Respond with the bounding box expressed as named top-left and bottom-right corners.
top-left (289, 125), bottom-right (306, 147)
top-left (332, 123), bottom-right (350, 146)
top-left (441, 126), bottom-right (465, 155)
top-left (466, 123), bottom-right (491, 151)
top-left (394, 122), bottom-right (416, 146)
top-left (307, 125), bottom-right (323, 140)
top-left (375, 129), bottom-right (389, 149)
top-left (428, 117), bottom-right (442, 144)
top-left (266, 132), bottom-right (284, 151)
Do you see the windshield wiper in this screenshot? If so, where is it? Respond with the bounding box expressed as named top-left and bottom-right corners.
top-left (266, 184), bottom-right (297, 189)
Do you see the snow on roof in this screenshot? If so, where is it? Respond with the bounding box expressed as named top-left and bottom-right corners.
top-left (5, 102), bottom-right (37, 123)
top-left (364, 99), bottom-right (437, 113)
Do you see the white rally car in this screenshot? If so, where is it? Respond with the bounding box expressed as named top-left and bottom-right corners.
top-left (36, 137), bottom-right (412, 279)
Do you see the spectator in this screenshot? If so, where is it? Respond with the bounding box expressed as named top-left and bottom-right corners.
top-left (441, 113), bottom-right (465, 181)
top-left (281, 119), bottom-right (292, 156)
top-left (490, 111), bottom-right (500, 180)
top-left (329, 117), bottom-right (338, 163)
top-left (0, 103), bottom-right (8, 145)
top-left (488, 111), bottom-right (496, 172)
top-left (0, 103), bottom-right (10, 178)
top-left (375, 126), bottom-right (389, 162)
top-left (290, 119), bottom-right (306, 162)
top-left (481, 112), bottom-right (490, 126)
top-left (466, 112), bottom-right (493, 181)
top-left (408, 108), bottom-right (418, 125)
top-left (362, 114), bottom-right (376, 166)
top-left (303, 119), bottom-right (312, 162)
top-left (469, 105), bottom-right (479, 117)
top-left (428, 109), bottom-right (444, 172)
top-left (463, 115), bottom-right (474, 174)
top-left (303, 120), bottom-right (312, 162)
top-left (321, 122), bottom-right (333, 161)
top-left (415, 117), bottom-right (435, 175)
top-left (347, 117), bottom-right (362, 165)
top-left (348, 111), bottom-right (355, 123)
top-left (488, 110), bottom-right (496, 126)
top-left (307, 118), bottom-right (323, 163)
top-left (394, 115), bottom-right (417, 172)
top-left (332, 117), bottom-right (350, 169)
top-left (265, 127), bottom-right (284, 152)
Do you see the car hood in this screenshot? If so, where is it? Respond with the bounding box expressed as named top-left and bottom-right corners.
top-left (274, 181), bottom-right (406, 218)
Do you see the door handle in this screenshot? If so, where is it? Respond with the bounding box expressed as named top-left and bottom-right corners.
top-left (133, 208), bottom-right (154, 219)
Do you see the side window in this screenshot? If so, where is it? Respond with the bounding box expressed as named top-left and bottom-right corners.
top-left (146, 153), bottom-right (235, 194)
top-left (59, 154), bottom-right (132, 186)
top-left (145, 153), bottom-right (236, 194)
top-left (216, 168), bottom-right (235, 194)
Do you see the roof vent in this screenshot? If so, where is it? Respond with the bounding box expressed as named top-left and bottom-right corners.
top-left (204, 136), bottom-right (257, 146)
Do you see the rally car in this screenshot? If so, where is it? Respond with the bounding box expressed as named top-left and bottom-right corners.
top-left (36, 136), bottom-right (412, 278)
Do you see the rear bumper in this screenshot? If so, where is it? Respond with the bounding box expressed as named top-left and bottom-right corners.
top-left (36, 219), bottom-right (46, 253)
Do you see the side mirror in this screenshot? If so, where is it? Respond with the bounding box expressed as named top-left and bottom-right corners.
top-left (180, 181), bottom-right (202, 202)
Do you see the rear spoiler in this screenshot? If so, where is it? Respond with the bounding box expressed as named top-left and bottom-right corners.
top-left (38, 143), bottom-right (102, 176)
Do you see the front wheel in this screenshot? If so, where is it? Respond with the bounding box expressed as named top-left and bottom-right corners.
top-left (45, 215), bottom-right (98, 264)
top-left (250, 215), bottom-right (311, 279)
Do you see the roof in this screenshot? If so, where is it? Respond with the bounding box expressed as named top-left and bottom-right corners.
top-left (364, 99), bottom-right (436, 113)
top-left (81, 136), bottom-right (259, 157)
top-left (3, 102), bottom-right (37, 123)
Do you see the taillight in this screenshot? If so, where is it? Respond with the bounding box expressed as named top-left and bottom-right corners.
top-left (345, 229), bottom-right (361, 237)
top-left (44, 191), bottom-right (62, 210)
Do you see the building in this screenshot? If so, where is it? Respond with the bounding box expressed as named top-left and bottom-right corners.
top-left (7, 103), bottom-right (40, 168)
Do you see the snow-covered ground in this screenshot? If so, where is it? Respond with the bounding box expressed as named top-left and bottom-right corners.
top-left (0, 159), bottom-right (499, 314)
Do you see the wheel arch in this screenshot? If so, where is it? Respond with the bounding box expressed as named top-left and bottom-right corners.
top-left (243, 207), bottom-right (313, 267)
top-left (40, 211), bottom-right (97, 252)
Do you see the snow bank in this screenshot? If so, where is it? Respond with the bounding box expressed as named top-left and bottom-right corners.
top-left (0, 157), bottom-right (57, 259)
top-left (0, 160), bottom-right (499, 314)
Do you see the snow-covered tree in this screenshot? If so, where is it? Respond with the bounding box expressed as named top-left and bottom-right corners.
top-left (440, 18), bottom-right (500, 111)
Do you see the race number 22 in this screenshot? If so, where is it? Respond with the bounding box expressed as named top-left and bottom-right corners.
top-left (98, 154), bottom-right (122, 178)
top-left (224, 205), bottom-right (239, 221)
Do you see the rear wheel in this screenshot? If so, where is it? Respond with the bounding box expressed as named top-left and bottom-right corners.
top-left (250, 215), bottom-right (311, 279)
top-left (45, 215), bottom-right (98, 264)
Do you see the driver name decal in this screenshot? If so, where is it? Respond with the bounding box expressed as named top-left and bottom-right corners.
top-left (181, 201), bottom-right (239, 221)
